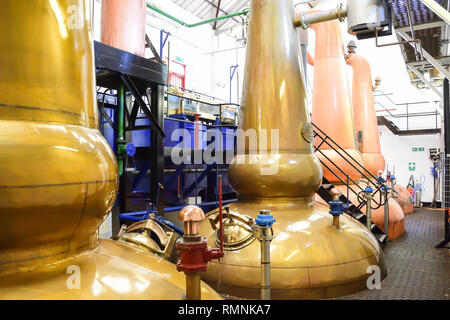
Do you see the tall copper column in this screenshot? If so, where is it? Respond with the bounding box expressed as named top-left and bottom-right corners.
top-left (101, 0), bottom-right (146, 57)
top-left (346, 50), bottom-right (405, 240)
top-left (310, 18), bottom-right (363, 182)
top-left (0, 0), bottom-right (220, 300)
top-left (200, 0), bottom-right (386, 300)
top-left (346, 51), bottom-right (385, 175)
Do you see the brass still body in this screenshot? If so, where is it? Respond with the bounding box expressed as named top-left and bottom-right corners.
top-left (200, 0), bottom-right (387, 300)
top-left (0, 0), bottom-right (220, 300)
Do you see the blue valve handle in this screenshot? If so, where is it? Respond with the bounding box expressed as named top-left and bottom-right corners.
top-left (329, 200), bottom-right (344, 217)
top-left (364, 186), bottom-right (374, 194)
top-left (126, 143), bottom-right (136, 157)
top-left (255, 213), bottom-right (276, 227)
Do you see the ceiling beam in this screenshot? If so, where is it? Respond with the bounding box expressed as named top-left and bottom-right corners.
top-left (397, 31), bottom-right (450, 80)
top-left (213, 0), bottom-right (222, 30)
top-left (202, 0), bottom-right (241, 25)
top-left (395, 21), bottom-right (446, 33)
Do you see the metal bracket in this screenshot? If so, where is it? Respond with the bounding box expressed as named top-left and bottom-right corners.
top-left (145, 34), bottom-right (163, 64)
top-left (120, 74), bottom-right (166, 137)
top-left (160, 29), bottom-right (171, 58)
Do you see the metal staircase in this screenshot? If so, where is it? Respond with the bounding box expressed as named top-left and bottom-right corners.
top-left (312, 123), bottom-right (388, 248)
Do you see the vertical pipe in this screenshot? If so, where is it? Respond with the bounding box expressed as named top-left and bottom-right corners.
top-left (186, 273), bottom-right (201, 300)
top-left (194, 114), bottom-right (200, 206)
top-left (261, 238), bottom-right (271, 300)
top-left (384, 195), bottom-right (389, 243)
top-left (333, 216), bottom-right (340, 229)
top-left (218, 175), bottom-right (224, 254)
top-left (366, 198), bottom-right (372, 229)
top-left (118, 83), bottom-right (125, 176)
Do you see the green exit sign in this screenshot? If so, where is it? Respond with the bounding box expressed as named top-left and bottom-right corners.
top-left (412, 148), bottom-right (418, 152)
top-left (412, 147), bottom-right (425, 152)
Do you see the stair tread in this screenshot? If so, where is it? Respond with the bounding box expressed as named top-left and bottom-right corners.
top-left (318, 176), bottom-right (387, 247)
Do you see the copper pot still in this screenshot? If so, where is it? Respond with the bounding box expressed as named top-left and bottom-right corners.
top-left (0, 0), bottom-right (220, 300)
top-left (345, 48), bottom-right (405, 239)
top-left (200, 0), bottom-right (387, 300)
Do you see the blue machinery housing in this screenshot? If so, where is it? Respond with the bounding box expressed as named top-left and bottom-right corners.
top-left (95, 41), bottom-right (239, 233)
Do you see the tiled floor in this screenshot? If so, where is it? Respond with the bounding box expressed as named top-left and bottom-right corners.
top-left (338, 208), bottom-right (450, 300)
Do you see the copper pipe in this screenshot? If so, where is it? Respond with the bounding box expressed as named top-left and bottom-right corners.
top-left (186, 274), bottom-right (202, 300)
top-left (294, 3), bottom-right (347, 29)
top-left (333, 216), bottom-right (340, 229)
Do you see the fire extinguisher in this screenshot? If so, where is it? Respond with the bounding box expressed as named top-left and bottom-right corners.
top-left (407, 175), bottom-right (415, 196)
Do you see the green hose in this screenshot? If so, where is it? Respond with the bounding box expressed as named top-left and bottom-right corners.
top-left (146, 3), bottom-right (249, 28)
top-left (118, 83), bottom-right (126, 176)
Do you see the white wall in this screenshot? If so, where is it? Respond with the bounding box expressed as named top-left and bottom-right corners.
top-left (378, 126), bottom-right (442, 203)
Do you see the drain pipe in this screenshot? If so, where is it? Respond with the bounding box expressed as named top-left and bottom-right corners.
top-left (252, 210), bottom-right (276, 300)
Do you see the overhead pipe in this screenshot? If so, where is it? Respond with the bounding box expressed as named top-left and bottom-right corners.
top-left (146, 3), bottom-right (249, 28)
top-left (294, 3), bottom-right (347, 29)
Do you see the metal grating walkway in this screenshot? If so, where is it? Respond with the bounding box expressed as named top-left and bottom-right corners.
top-left (337, 208), bottom-right (450, 300)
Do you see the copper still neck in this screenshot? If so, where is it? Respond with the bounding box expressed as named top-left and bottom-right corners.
top-left (101, 0), bottom-right (146, 57)
top-left (310, 17), bottom-right (363, 182)
top-left (346, 51), bottom-right (386, 175)
top-left (228, 0), bottom-right (322, 202)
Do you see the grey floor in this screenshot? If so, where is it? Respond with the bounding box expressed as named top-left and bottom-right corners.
top-left (338, 208), bottom-right (450, 300)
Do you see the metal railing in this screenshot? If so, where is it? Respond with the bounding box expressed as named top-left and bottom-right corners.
top-left (312, 123), bottom-right (387, 210)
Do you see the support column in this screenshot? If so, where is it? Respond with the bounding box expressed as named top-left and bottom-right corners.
top-left (151, 84), bottom-right (165, 216)
top-left (436, 78), bottom-right (450, 248)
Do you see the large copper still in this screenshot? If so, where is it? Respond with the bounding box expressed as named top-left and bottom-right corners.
top-left (392, 184), bottom-right (414, 215)
top-left (346, 46), bottom-right (405, 240)
top-left (346, 45), bottom-right (385, 176)
top-left (0, 0), bottom-right (219, 300)
top-left (310, 18), bottom-right (363, 182)
top-left (199, 0), bottom-right (386, 300)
